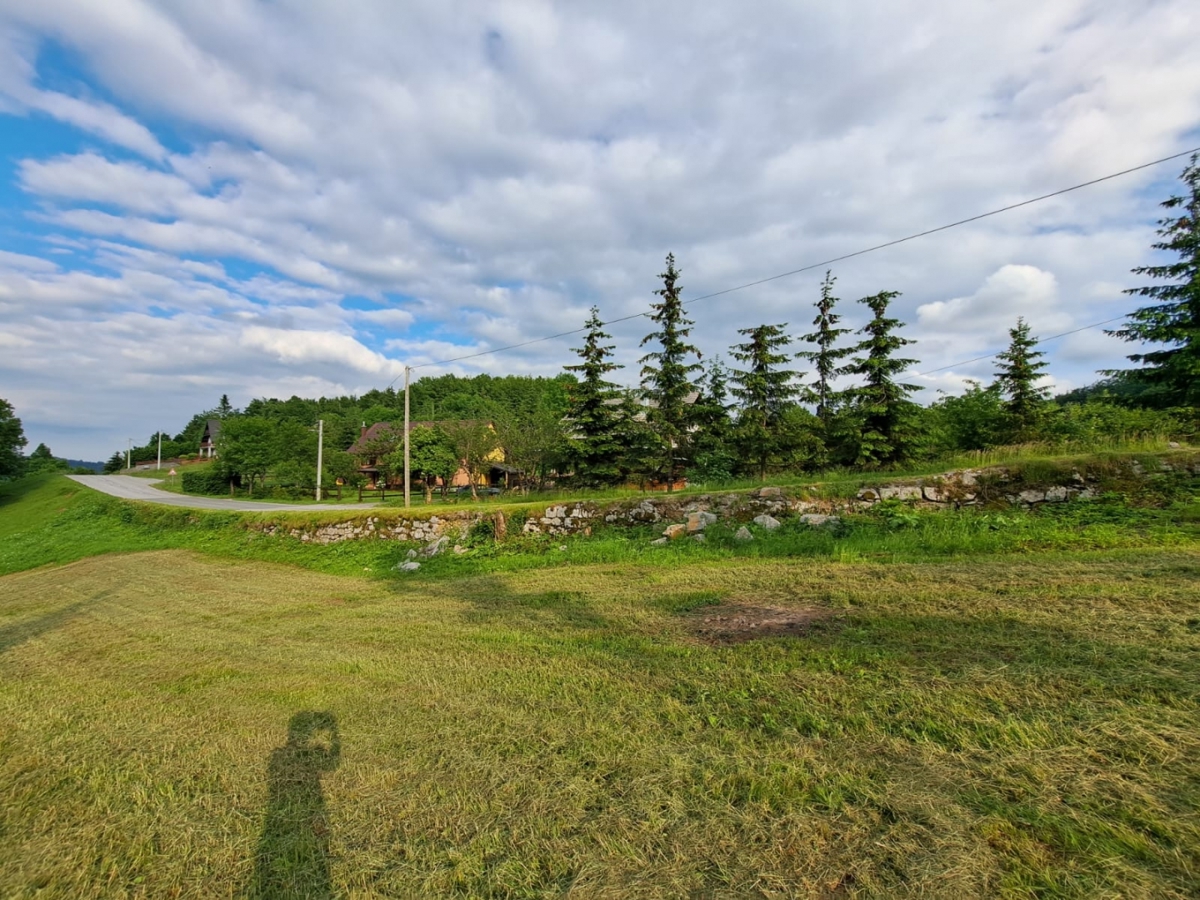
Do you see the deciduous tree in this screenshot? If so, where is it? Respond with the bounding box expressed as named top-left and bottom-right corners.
top-left (0, 398), bottom-right (27, 481)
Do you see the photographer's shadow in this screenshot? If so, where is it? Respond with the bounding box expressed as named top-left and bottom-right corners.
top-left (251, 711), bottom-right (340, 899)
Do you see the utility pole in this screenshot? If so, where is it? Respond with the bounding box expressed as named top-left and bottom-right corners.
top-left (126, 438), bottom-right (132, 471)
top-left (156, 432), bottom-right (162, 470)
top-left (316, 419), bottom-right (324, 502)
top-left (403, 365), bottom-right (411, 508)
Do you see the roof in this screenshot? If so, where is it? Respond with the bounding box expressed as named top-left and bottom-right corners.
top-left (200, 419), bottom-right (222, 444)
top-left (347, 422), bottom-right (402, 455)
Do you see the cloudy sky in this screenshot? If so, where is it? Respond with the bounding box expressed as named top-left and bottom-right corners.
top-left (1, 0), bottom-right (1198, 459)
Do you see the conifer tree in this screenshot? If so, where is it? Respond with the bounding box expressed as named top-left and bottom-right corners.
top-left (797, 271), bottom-right (852, 425)
top-left (689, 357), bottom-right (736, 481)
top-left (639, 254), bottom-right (702, 490)
top-left (729, 323), bottom-right (800, 480)
top-left (1107, 153), bottom-right (1200, 406)
top-left (564, 307), bottom-right (626, 486)
top-left (841, 291), bottom-right (919, 466)
top-left (993, 317), bottom-right (1049, 437)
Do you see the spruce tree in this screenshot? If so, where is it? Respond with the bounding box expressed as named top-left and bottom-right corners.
top-left (639, 253), bottom-right (702, 491)
top-left (841, 291), bottom-right (919, 466)
top-left (993, 317), bottom-right (1049, 438)
top-left (1107, 153), bottom-right (1200, 406)
top-left (797, 271), bottom-right (852, 424)
top-left (729, 324), bottom-right (800, 480)
top-left (689, 357), bottom-right (736, 482)
top-left (564, 306), bottom-right (626, 486)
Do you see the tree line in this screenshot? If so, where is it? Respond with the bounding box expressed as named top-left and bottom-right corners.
top-left (76, 152), bottom-right (1198, 496)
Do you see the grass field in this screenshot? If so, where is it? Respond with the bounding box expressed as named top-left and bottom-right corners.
top-left (1, 467), bottom-right (1199, 898)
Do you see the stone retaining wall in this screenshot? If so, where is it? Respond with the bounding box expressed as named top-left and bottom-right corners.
top-left (251, 454), bottom-right (1197, 547)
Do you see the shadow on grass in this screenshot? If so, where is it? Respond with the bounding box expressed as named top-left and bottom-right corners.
top-left (251, 711), bottom-right (341, 900)
top-left (0, 591), bottom-right (110, 656)
top-left (443, 576), bottom-right (616, 632)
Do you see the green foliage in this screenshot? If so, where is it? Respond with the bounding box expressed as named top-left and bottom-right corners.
top-left (994, 317), bottom-right (1050, 437)
top-left (926, 381), bottom-right (1007, 453)
top-left (397, 426), bottom-right (459, 501)
top-left (564, 306), bottom-right (627, 486)
top-left (640, 253), bottom-right (703, 489)
top-left (839, 291), bottom-right (921, 466)
top-left (24, 443), bottom-right (69, 476)
top-left (216, 417), bottom-right (278, 495)
top-left (1107, 152), bottom-right (1200, 406)
top-left (181, 467), bottom-right (237, 496)
top-left (0, 398), bottom-right (27, 481)
top-left (1038, 400), bottom-right (1194, 444)
top-left (797, 271), bottom-right (853, 424)
top-left (729, 323), bottom-right (802, 480)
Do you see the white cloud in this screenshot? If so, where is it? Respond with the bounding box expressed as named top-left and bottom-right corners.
top-left (1, 0), bottom-right (1198, 455)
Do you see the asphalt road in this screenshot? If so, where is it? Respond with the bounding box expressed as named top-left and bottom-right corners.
top-left (68, 475), bottom-right (379, 512)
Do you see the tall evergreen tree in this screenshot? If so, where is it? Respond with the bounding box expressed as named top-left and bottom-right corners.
top-left (639, 254), bottom-right (702, 491)
top-left (689, 357), bottom-right (736, 481)
top-left (217, 394), bottom-right (235, 417)
top-left (993, 317), bottom-right (1049, 437)
top-left (797, 271), bottom-right (853, 424)
top-left (729, 324), bottom-right (801, 480)
top-left (564, 307), bottom-right (626, 486)
top-left (1107, 153), bottom-right (1200, 406)
top-left (841, 291), bottom-right (919, 466)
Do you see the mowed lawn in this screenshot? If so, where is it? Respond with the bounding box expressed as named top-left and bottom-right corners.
top-left (1, 547), bottom-right (1198, 898)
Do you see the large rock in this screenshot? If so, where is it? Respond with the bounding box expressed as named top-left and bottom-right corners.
top-left (686, 511), bottom-right (718, 533)
top-left (756, 486), bottom-right (782, 498)
top-left (752, 514), bottom-right (781, 530)
top-left (663, 523), bottom-right (687, 540)
top-left (799, 513), bottom-right (840, 528)
top-left (650, 537), bottom-right (668, 546)
top-left (734, 526), bottom-right (754, 542)
top-left (424, 535), bottom-right (450, 557)
top-left (397, 561), bottom-right (421, 572)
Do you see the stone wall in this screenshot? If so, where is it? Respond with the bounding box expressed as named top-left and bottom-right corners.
top-left (250, 453), bottom-right (1197, 547)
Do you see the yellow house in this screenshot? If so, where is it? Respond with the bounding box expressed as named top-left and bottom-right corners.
top-left (349, 421), bottom-right (514, 489)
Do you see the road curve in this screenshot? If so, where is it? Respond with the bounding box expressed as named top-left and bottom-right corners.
top-left (68, 475), bottom-right (380, 512)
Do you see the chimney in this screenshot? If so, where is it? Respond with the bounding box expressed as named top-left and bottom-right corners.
top-left (360, 422), bottom-right (368, 439)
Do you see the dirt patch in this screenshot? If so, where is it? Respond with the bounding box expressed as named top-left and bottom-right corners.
top-left (690, 603), bottom-right (843, 644)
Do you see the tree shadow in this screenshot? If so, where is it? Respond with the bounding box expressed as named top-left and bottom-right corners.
top-left (251, 711), bottom-right (341, 899)
top-left (438, 576), bottom-right (617, 633)
top-left (0, 593), bottom-right (109, 656)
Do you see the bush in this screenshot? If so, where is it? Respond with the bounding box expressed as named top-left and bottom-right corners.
top-left (182, 468), bottom-right (235, 496)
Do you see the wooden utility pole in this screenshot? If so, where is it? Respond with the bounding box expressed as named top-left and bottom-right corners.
top-left (315, 419), bottom-right (324, 502)
top-left (403, 366), bottom-right (411, 508)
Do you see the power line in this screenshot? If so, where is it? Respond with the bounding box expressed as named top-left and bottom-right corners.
top-left (911, 314), bottom-right (1132, 378)
top-left (406, 145), bottom-right (1199, 372)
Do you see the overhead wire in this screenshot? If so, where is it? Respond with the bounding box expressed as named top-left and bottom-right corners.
top-left (398, 144), bottom-right (1199, 376)
top-left (910, 314), bottom-right (1133, 378)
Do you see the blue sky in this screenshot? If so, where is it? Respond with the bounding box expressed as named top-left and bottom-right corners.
top-left (1, 0), bottom-right (1198, 459)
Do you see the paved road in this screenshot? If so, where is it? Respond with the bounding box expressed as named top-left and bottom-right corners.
top-left (68, 475), bottom-right (380, 512)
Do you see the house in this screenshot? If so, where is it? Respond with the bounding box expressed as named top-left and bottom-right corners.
top-left (348, 421), bottom-right (514, 490)
top-left (199, 419), bottom-right (221, 458)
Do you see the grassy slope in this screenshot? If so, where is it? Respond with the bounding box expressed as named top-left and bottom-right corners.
top-left (1, 468), bottom-right (1199, 897)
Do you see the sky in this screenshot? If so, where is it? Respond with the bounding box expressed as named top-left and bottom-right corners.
top-left (1, 0), bottom-right (1198, 460)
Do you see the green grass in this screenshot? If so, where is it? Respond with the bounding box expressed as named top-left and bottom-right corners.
top-left (2, 549), bottom-right (1199, 897)
top-left (1, 468), bottom-right (1199, 897)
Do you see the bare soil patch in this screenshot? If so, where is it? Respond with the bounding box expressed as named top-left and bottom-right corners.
top-left (690, 602), bottom-right (843, 643)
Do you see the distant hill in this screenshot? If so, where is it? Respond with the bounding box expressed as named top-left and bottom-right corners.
top-left (67, 459), bottom-right (104, 472)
